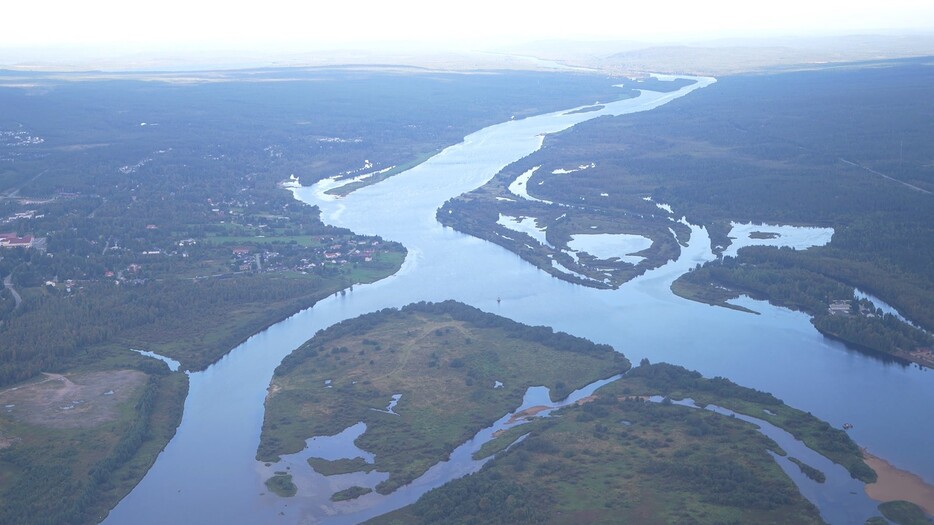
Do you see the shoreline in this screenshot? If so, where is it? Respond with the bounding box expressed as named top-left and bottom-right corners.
top-left (863, 449), bottom-right (934, 516)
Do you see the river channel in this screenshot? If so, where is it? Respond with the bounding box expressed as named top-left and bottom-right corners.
top-left (104, 76), bottom-right (934, 524)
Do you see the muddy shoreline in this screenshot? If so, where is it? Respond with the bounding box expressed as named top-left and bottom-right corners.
top-left (863, 450), bottom-right (934, 515)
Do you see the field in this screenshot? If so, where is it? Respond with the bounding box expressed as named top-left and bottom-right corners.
top-left (0, 65), bottom-right (641, 525)
top-left (258, 301), bottom-right (629, 494)
top-left (0, 362), bottom-right (187, 524)
top-left (258, 302), bottom-right (883, 523)
top-left (367, 362), bottom-right (873, 525)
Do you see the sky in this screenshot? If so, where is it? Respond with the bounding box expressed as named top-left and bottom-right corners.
top-left (3, 0), bottom-right (934, 53)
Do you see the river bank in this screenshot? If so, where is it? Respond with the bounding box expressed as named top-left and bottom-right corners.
top-left (103, 72), bottom-right (934, 525)
top-left (864, 450), bottom-right (934, 516)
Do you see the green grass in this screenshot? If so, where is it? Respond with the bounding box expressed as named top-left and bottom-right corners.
top-left (346, 252), bottom-right (407, 284)
top-left (878, 501), bottom-right (933, 525)
top-left (369, 367), bottom-right (826, 525)
top-left (789, 457), bottom-right (827, 483)
top-left (258, 301), bottom-right (628, 495)
top-left (669, 276), bottom-right (759, 314)
top-left (326, 149), bottom-right (442, 197)
top-left (0, 369), bottom-right (188, 525)
top-left (332, 485), bottom-right (373, 501)
top-left (265, 474), bottom-right (297, 497)
top-left (621, 363), bottom-right (876, 483)
top-left (436, 163), bottom-right (690, 290)
top-left (307, 456), bottom-right (375, 476)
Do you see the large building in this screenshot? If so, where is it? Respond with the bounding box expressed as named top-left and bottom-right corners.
top-left (0, 233), bottom-right (34, 248)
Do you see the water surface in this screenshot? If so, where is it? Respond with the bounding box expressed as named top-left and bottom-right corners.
top-left (104, 75), bottom-right (934, 525)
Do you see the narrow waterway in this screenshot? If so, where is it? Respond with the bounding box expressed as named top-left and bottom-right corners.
top-left (104, 76), bottom-right (933, 525)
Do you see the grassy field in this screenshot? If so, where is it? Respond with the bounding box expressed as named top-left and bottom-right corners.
top-left (669, 277), bottom-right (759, 314)
top-left (620, 362), bottom-right (876, 483)
top-left (878, 501), bottom-right (933, 525)
top-left (368, 363), bottom-right (854, 525)
top-left (0, 244), bottom-right (402, 525)
top-left (332, 486), bottom-right (373, 501)
top-left (258, 302), bottom-right (872, 523)
top-left (257, 301), bottom-right (630, 495)
top-left (0, 361), bottom-right (188, 524)
top-left (327, 149), bottom-right (443, 197)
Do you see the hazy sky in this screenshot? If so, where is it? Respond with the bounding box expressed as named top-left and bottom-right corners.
top-left (3, 0), bottom-right (934, 51)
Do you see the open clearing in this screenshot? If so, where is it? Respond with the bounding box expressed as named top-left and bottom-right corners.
top-left (0, 370), bottom-right (147, 429)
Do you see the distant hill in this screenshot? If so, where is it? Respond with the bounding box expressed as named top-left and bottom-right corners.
top-left (601, 35), bottom-right (934, 74)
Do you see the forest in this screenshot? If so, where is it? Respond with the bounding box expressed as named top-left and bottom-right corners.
top-left (0, 67), bottom-right (628, 387)
top-left (0, 362), bottom-right (188, 525)
top-left (676, 248), bottom-right (933, 363)
top-left (0, 67), bottom-right (635, 525)
top-left (441, 58), bottom-right (934, 363)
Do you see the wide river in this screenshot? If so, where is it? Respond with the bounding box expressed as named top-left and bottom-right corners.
top-left (104, 77), bottom-right (934, 524)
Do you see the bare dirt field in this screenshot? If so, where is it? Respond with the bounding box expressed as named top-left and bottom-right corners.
top-left (0, 370), bottom-right (147, 430)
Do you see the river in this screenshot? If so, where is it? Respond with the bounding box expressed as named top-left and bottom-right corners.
top-left (103, 76), bottom-right (934, 524)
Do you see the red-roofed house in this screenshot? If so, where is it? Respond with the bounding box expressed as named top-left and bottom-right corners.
top-left (0, 233), bottom-right (33, 248)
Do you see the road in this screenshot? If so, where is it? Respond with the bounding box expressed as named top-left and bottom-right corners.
top-left (839, 158), bottom-right (932, 195)
top-left (3, 274), bottom-right (22, 310)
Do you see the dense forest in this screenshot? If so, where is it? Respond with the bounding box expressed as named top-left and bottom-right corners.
top-left (0, 68), bottom-right (628, 388)
top-left (441, 58), bottom-right (934, 363)
top-left (676, 248), bottom-right (933, 362)
top-left (0, 68), bottom-right (636, 525)
top-left (537, 59), bottom-right (934, 330)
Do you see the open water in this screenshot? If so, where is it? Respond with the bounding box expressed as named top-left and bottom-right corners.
top-left (103, 75), bottom-right (933, 525)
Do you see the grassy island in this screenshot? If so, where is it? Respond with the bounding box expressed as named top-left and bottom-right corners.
top-left (258, 301), bottom-right (875, 523)
top-left (265, 473), bottom-right (297, 497)
top-left (257, 300), bottom-right (630, 495)
top-left (878, 500), bottom-right (933, 525)
top-left (370, 362), bottom-right (874, 525)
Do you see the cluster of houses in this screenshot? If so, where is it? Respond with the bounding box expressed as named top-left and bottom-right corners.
top-left (828, 299), bottom-right (853, 316)
top-left (320, 239), bottom-right (379, 265)
top-left (228, 237), bottom-right (384, 275)
top-left (44, 279), bottom-right (79, 293)
top-left (3, 210), bottom-right (44, 222)
top-left (828, 298), bottom-right (885, 318)
top-left (909, 347), bottom-right (934, 367)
